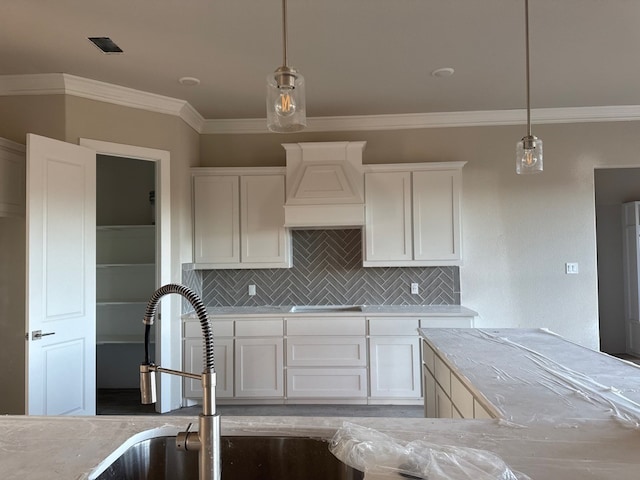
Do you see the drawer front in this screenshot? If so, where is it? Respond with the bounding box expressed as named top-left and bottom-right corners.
top-left (419, 316), bottom-right (473, 328)
top-left (287, 337), bottom-right (367, 367)
top-left (368, 317), bottom-right (419, 336)
top-left (286, 317), bottom-right (366, 336)
top-left (235, 318), bottom-right (283, 336)
top-left (434, 355), bottom-right (451, 394)
top-left (185, 319), bottom-right (233, 338)
top-left (450, 372), bottom-right (474, 418)
top-left (422, 340), bottom-right (436, 374)
top-left (287, 367), bottom-right (368, 398)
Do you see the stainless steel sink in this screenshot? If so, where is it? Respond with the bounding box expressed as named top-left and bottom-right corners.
top-left (93, 435), bottom-right (364, 480)
top-left (289, 305), bottom-right (363, 313)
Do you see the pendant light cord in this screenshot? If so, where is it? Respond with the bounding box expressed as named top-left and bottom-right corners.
top-left (282, 0), bottom-right (288, 67)
top-left (525, 0), bottom-right (531, 137)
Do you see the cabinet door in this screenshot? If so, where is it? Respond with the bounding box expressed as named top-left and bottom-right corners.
top-left (235, 337), bottom-right (284, 398)
top-left (435, 382), bottom-right (453, 418)
top-left (240, 175), bottom-right (291, 267)
top-left (364, 171), bottom-right (412, 263)
top-left (369, 336), bottom-right (421, 398)
top-left (412, 169), bottom-right (461, 262)
top-left (423, 365), bottom-right (437, 418)
top-left (193, 174), bottom-right (240, 264)
top-left (184, 337), bottom-right (234, 398)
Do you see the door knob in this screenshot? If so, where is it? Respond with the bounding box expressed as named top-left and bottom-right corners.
top-left (32, 330), bottom-right (55, 341)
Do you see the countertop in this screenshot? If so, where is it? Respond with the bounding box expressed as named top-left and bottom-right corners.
top-left (183, 304), bottom-right (478, 317)
top-left (5, 327), bottom-right (640, 479)
top-left (418, 328), bottom-right (640, 425)
top-left (2, 414), bottom-right (640, 479)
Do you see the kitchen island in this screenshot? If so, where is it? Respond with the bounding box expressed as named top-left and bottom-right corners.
top-left (4, 327), bottom-right (640, 479)
top-left (1, 412), bottom-right (640, 479)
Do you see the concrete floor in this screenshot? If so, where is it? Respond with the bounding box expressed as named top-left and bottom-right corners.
top-left (97, 389), bottom-right (424, 418)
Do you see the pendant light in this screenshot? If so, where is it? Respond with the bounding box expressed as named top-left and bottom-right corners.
top-left (516, 0), bottom-right (543, 174)
top-left (266, 0), bottom-right (306, 133)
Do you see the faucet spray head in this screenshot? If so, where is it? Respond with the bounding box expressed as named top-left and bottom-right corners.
top-left (140, 363), bottom-right (157, 404)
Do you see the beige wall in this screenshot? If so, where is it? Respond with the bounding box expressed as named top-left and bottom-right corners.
top-left (0, 216), bottom-right (25, 414)
top-left (0, 94), bottom-right (199, 413)
top-left (201, 121), bottom-right (640, 350)
top-left (0, 95), bottom-right (66, 143)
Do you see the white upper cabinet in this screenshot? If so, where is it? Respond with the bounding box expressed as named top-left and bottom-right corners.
top-left (363, 162), bottom-right (465, 266)
top-left (0, 138), bottom-right (26, 217)
top-left (192, 167), bottom-right (292, 269)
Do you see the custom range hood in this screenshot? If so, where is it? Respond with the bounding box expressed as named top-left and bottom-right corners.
top-left (283, 141), bottom-right (366, 228)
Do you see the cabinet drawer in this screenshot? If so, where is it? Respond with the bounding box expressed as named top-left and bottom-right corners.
top-left (419, 316), bottom-right (473, 328)
top-left (286, 317), bottom-right (365, 336)
top-left (434, 355), bottom-right (451, 394)
top-left (185, 319), bottom-right (233, 338)
top-left (422, 340), bottom-right (436, 374)
top-left (368, 317), bottom-right (419, 335)
top-left (235, 318), bottom-right (283, 336)
top-left (287, 367), bottom-right (368, 398)
top-left (287, 337), bottom-right (367, 367)
top-left (450, 372), bottom-right (474, 418)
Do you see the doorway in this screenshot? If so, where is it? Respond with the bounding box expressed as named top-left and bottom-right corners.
top-left (95, 154), bottom-right (156, 413)
top-left (594, 167), bottom-right (640, 355)
top-left (80, 138), bottom-right (175, 413)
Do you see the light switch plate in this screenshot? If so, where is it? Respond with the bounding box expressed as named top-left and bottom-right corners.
top-left (411, 282), bottom-right (419, 294)
top-left (248, 284), bottom-right (257, 296)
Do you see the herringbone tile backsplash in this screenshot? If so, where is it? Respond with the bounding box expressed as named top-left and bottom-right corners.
top-left (183, 229), bottom-right (460, 307)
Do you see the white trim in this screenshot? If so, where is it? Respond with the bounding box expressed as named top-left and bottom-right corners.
top-left (4, 74), bottom-right (640, 134)
top-left (363, 161), bottom-right (467, 173)
top-left (191, 166), bottom-right (286, 176)
top-left (0, 137), bottom-right (26, 154)
top-left (79, 138), bottom-right (178, 414)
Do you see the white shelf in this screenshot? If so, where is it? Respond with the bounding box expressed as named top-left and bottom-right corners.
top-left (97, 335), bottom-right (155, 345)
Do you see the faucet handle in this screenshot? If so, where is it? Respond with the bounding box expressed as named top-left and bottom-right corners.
top-left (177, 422), bottom-right (201, 452)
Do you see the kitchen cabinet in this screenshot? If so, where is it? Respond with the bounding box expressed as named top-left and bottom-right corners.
top-left (286, 317), bottom-right (368, 400)
top-left (368, 318), bottom-right (422, 402)
top-left (421, 337), bottom-right (495, 419)
top-left (183, 320), bottom-right (234, 398)
top-left (0, 138), bottom-right (25, 217)
top-left (234, 319), bottom-right (284, 398)
top-left (363, 162), bottom-right (464, 266)
top-left (192, 167), bottom-right (291, 269)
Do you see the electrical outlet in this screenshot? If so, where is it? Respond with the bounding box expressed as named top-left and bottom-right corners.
top-left (411, 283), bottom-right (419, 295)
top-left (248, 284), bottom-right (256, 296)
top-left (565, 263), bottom-right (579, 275)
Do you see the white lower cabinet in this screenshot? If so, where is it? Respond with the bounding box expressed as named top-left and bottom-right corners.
top-left (369, 337), bottom-right (421, 400)
top-left (368, 317), bottom-right (422, 402)
top-left (235, 337), bottom-right (284, 398)
top-left (285, 317), bottom-right (368, 401)
top-left (183, 320), bottom-right (234, 399)
top-left (184, 338), bottom-right (234, 398)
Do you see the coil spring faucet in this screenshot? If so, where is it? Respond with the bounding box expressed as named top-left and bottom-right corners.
top-left (139, 284), bottom-right (220, 480)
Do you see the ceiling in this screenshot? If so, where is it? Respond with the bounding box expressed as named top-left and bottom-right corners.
top-left (2, 0), bottom-right (640, 121)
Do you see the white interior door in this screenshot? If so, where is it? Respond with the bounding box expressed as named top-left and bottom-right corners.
top-left (26, 133), bottom-right (96, 415)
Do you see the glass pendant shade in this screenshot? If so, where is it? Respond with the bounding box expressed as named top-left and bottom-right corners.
top-left (267, 67), bottom-right (306, 133)
top-left (516, 135), bottom-right (543, 174)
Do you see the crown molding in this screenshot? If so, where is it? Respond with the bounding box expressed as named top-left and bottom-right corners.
top-left (201, 106), bottom-right (640, 134)
top-left (2, 74), bottom-right (640, 135)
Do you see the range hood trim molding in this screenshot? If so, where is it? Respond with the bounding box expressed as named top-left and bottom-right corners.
top-left (283, 141), bottom-right (367, 228)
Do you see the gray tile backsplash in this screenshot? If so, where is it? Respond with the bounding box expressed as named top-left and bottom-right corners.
top-left (183, 229), bottom-right (460, 308)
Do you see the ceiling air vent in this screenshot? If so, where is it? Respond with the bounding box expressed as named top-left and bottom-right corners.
top-left (88, 37), bottom-right (123, 54)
